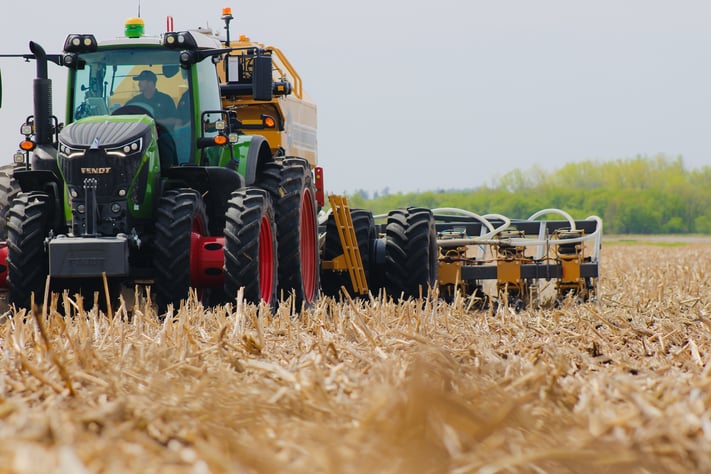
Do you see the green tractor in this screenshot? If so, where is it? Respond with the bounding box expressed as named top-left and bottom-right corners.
top-left (0, 16), bottom-right (320, 312)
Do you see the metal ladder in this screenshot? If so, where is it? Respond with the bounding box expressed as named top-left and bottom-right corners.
top-left (327, 195), bottom-right (368, 295)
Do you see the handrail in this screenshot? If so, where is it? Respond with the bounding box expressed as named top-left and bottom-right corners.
top-left (268, 46), bottom-right (302, 99)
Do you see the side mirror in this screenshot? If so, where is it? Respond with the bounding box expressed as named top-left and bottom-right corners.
top-left (252, 53), bottom-right (272, 101)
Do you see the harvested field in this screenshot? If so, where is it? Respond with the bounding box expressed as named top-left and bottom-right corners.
top-left (0, 243), bottom-right (710, 473)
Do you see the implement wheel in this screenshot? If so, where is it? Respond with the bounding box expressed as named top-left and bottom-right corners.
top-left (384, 207), bottom-right (439, 300)
top-left (154, 189), bottom-right (209, 314)
top-left (224, 188), bottom-right (278, 308)
top-left (321, 209), bottom-right (376, 298)
top-left (7, 192), bottom-right (51, 309)
top-left (258, 158), bottom-right (319, 309)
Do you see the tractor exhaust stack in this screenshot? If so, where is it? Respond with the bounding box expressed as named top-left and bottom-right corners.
top-left (29, 41), bottom-right (53, 146)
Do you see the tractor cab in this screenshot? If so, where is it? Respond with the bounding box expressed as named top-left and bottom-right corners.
top-left (65, 30), bottom-right (225, 167)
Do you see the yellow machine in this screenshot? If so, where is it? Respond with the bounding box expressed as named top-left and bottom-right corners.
top-left (431, 209), bottom-right (602, 307)
top-left (216, 9), bottom-right (317, 168)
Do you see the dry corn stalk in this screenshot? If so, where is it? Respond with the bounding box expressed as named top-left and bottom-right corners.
top-left (0, 243), bottom-right (707, 473)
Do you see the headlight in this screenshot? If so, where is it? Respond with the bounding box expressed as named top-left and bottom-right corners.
top-left (105, 137), bottom-right (143, 158)
top-left (13, 150), bottom-right (25, 164)
top-left (20, 123), bottom-right (33, 136)
top-left (58, 141), bottom-right (83, 158)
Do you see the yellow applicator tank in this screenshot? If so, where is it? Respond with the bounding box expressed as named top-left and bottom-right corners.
top-left (215, 10), bottom-right (317, 167)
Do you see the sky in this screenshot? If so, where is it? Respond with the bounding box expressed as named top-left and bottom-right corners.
top-left (1, 0), bottom-right (710, 195)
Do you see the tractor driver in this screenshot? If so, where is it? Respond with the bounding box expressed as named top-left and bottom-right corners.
top-left (127, 69), bottom-right (179, 167)
top-left (127, 70), bottom-right (178, 126)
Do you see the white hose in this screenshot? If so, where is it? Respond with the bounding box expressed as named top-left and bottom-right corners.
top-left (431, 208), bottom-right (498, 234)
top-left (527, 208), bottom-right (576, 231)
top-left (435, 209), bottom-right (603, 260)
top-left (373, 206), bottom-right (602, 260)
top-left (480, 213), bottom-right (512, 239)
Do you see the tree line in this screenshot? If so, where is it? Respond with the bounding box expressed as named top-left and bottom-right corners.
top-left (346, 155), bottom-right (711, 234)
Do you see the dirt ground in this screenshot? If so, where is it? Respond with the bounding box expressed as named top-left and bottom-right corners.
top-left (0, 242), bottom-right (710, 473)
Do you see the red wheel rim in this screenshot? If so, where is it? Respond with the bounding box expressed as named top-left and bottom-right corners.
top-left (300, 188), bottom-right (317, 302)
top-left (189, 215), bottom-right (208, 299)
top-left (259, 214), bottom-right (275, 303)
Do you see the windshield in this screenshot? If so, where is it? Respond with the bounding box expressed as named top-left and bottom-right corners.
top-left (70, 48), bottom-right (192, 163)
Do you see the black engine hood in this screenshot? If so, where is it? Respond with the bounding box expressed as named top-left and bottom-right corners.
top-left (59, 119), bottom-right (151, 148)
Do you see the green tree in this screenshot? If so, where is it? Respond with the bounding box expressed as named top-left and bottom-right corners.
top-left (346, 156), bottom-right (711, 235)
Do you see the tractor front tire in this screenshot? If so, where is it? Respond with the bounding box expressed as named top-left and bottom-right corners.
top-left (224, 188), bottom-right (278, 309)
top-left (7, 192), bottom-right (51, 310)
top-left (154, 189), bottom-right (209, 314)
top-left (384, 207), bottom-right (439, 300)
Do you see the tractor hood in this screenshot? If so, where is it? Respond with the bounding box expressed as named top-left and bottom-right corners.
top-left (59, 117), bottom-right (151, 152)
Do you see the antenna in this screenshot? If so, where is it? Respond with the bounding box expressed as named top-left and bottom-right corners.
top-left (138, 0), bottom-right (141, 17)
top-left (222, 8), bottom-right (234, 81)
top-left (222, 7), bottom-right (234, 47)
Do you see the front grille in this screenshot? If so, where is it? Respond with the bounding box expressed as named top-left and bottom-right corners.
top-left (57, 120), bottom-right (152, 236)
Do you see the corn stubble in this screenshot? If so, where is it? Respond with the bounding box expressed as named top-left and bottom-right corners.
top-left (0, 244), bottom-right (709, 473)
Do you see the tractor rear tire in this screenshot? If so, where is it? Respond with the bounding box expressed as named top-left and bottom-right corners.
top-left (384, 207), bottom-right (439, 300)
top-left (224, 188), bottom-right (278, 309)
top-left (7, 192), bottom-right (51, 310)
top-left (0, 164), bottom-right (21, 240)
top-left (321, 209), bottom-right (376, 298)
top-left (154, 189), bottom-right (209, 314)
top-left (258, 158), bottom-right (319, 309)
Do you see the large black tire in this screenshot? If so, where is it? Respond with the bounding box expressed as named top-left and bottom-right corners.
top-left (224, 188), bottom-right (278, 308)
top-left (321, 209), bottom-right (376, 298)
top-left (154, 189), bottom-right (209, 313)
top-left (384, 207), bottom-right (439, 300)
top-left (0, 164), bottom-right (21, 240)
top-left (7, 192), bottom-right (51, 309)
top-left (258, 157), bottom-right (319, 309)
